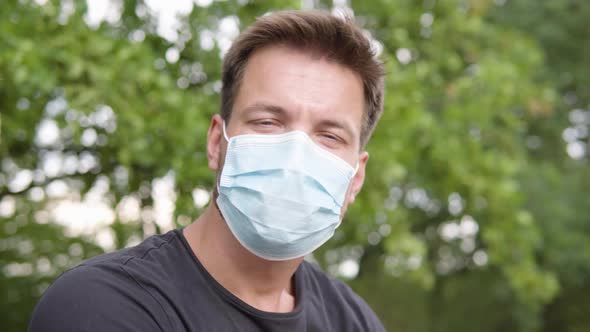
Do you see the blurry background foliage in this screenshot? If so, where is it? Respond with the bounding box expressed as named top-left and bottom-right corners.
top-left (1, 0), bottom-right (589, 331)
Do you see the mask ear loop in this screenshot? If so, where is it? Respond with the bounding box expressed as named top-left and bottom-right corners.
top-left (353, 162), bottom-right (360, 176)
top-left (217, 120), bottom-right (230, 197)
top-left (222, 120), bottom-right (230, 142)
top-left (335, 162), bottom-right (359, 230)
top-left (340, 161), bottom-right (359, 222)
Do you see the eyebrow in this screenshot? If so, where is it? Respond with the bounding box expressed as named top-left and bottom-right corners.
top-left (241, 102), bottom-right (289, 118)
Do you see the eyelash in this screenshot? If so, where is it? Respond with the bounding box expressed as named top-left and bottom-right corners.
top-left (322, 133), bottom-right (339, 141)
top-left (254, 119), bottom-right (278, 127)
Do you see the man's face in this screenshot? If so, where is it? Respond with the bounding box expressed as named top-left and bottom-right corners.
top-left (207, 45), bottom-right (369, 219)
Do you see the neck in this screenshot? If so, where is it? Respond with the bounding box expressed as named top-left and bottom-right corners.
top-left (183, 201), bottom-right (302, 313)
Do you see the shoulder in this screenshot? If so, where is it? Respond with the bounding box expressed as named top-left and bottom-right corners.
top-left (300, 260), bottom-right (386, 332)
top-left (29, 231), bottom-right (183, 332)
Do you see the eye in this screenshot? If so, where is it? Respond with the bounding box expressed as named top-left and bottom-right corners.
top-left (257, 120), bottom-right (276, 126)
top-left (317, 132), bottom-right (346, 149)
top-left (251, 119), bottom-right (279, 127)
top-left (249, 119), bottom-right (283, 133)
top-left (321, 133), bottom-right (340, 141)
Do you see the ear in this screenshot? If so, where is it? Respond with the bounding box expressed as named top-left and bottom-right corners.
top-left (207, 114), bottom-right (225, 171)
top-left (348, 151), bottom-right (369, 204)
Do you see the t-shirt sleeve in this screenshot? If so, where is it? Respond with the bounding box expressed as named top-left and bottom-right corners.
top-left (29, 263), bottom-right (170, 332)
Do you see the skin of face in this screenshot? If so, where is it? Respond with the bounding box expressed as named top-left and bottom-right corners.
top-left (207, 44), bottom-right (369, 222)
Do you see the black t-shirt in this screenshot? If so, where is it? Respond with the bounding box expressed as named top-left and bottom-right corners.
top-left (29, 229), bottom-right (385, 331)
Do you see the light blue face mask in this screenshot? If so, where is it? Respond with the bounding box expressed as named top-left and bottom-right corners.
top-left (216, 121), bottom-right (358, 261)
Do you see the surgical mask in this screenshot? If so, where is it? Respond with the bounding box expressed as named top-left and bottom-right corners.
top-left (216, 121), bottom-right (358, 261)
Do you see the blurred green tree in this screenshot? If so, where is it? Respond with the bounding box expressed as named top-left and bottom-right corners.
top-left (1, 0), bottom-right (587, 331)
top-left (489, 1), bottom-right (590, 331)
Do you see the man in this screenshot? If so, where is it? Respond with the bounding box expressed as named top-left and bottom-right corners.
top-left (30, 10), bottom-right (386, 331)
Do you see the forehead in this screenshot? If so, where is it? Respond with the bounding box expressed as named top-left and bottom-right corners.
top-left (234, 45), bottom-right (365, 136)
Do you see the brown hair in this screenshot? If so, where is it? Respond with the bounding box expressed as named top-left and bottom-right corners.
top-left (220, 10), bottom-right (385, 148)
